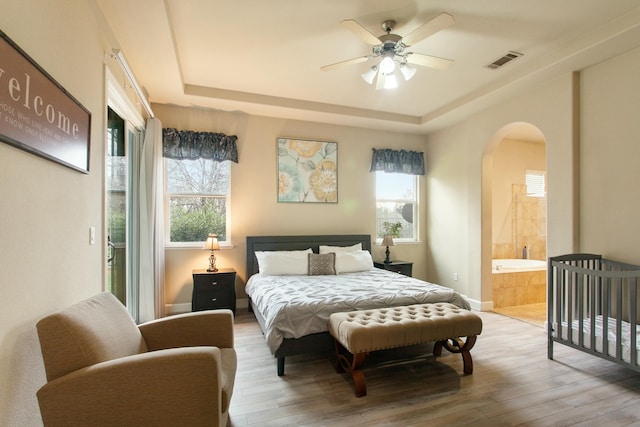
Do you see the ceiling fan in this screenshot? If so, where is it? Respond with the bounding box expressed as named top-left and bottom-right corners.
top-left (321, 12), bottom-right (455, 89)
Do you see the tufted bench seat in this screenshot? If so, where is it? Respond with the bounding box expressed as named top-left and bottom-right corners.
top-left (328, 303), bottom-right (482, 397)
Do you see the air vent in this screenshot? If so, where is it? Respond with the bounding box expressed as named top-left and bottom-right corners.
top-left (486, 51), bottom-right (523, 70)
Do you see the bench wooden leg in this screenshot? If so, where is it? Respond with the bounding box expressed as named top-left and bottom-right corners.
top-left (351, 353), bottom-right (367, 397)
top-left (434, 335), bottom-right (478, 375)
top-left (333, 339), bottom-right (369, 397)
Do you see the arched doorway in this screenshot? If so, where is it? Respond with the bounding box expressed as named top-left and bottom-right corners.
top-left (482, 122), bottom-right (547, 325)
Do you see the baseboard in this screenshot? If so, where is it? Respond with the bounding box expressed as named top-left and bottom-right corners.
top-left (465, 296), bottom-right (493, 312)
top-left (166, 303), bottom-right (191, 315)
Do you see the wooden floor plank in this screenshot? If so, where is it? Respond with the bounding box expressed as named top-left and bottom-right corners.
top-left (228, 309), bottom-right (640, 427)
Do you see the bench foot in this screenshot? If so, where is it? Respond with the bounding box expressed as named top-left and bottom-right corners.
top-left (334, 340), bottom-right (369, 397)
top-left (434, 335), bottom-right (477, 374)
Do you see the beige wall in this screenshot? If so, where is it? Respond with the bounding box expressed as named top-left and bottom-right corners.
top-left (580, 47), bottom-right (640, 263)
top-left (492, 139), bottom-right (546, 260)
top-left (154, 104), bottom-right (429, 310)
top-left (0, 1), bottom-right (106, 425)
top-left (425, 74), bottom-right (577, 307)
top-left (0, 1), bottom-right (145, 424)
top-left (425, 48), bottom-right (640, 308)
top-left (1, 1), bottom-right (638, 424)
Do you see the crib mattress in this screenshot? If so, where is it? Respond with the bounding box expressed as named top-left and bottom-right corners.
top-left (555, 315), bottom-right (640, 365)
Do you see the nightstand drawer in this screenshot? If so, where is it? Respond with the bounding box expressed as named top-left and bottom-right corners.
top-left (192, 289), bottom-right (234, 311)
top-left (192, 269), bottom-right (236, 313)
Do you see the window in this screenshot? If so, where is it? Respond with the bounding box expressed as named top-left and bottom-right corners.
top-left (165, 158), bottom-right (230, 245)
top-left (526, 170), bottom-right (546, 198)
top-left (375, 171), bottom-right (418, 241)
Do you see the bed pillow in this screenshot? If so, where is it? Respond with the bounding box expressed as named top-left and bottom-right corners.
top-left (255, 249), bottom-right (312, 275)
top-left (308, 253), bottom-right (336, 275)
top-left (319, 243), bottom-right (362, 254)
top-left (335, 250), bottom-right (374, 274)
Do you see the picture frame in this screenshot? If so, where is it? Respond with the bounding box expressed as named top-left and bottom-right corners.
top-left (0, 30), bottom-right (91, 173)
top-left (277, 138), bottom-right (338, 203)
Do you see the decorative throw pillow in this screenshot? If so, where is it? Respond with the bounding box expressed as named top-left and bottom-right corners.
top-left (308, 253), bottom-right (336, 275)
top-left (319, 243), bottom-right (363, 254)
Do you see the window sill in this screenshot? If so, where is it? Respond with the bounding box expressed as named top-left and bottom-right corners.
top-left (374, 239), bottom-right (421, 245)
top-left (165, 242), bottom-right (234, 250)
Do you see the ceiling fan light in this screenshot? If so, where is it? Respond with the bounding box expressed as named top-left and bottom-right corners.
top-left (400, 63), bottom-right (417, 81)
top-left (361, 66), bottom-right (377, 85)
top-left (379, 56), bottom-right (395, 74)
top-left (383, 73), bottom-right (398, 89)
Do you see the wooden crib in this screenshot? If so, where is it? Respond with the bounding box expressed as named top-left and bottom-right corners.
top-left (548, 254), bottom-right (640, 372)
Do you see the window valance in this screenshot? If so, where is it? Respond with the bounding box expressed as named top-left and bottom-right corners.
top-left (369, 148), bottom-right (425, 175)
top-left (162, 128), bottom-right (238, 163)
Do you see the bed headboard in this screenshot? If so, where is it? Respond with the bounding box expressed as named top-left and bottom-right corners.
top-left (246, 234), bottom-right (372, 278)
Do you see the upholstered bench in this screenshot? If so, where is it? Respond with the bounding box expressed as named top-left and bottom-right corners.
top-left (328, 302), bottom-right (483, 397)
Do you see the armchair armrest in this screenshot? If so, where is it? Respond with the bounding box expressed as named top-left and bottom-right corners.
top-left (37, 347), bottom-right (225, 426)
top-left (139, 309), bottom-right (234, 351)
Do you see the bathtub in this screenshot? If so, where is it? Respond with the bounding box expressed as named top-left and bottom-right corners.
top-left (492, 258), bottom-right (547, 308)
top-left (492, 258), bottom-right (546, 274)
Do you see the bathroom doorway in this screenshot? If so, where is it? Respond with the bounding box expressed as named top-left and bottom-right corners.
top-left (486, 123), bottom-right (547, 326)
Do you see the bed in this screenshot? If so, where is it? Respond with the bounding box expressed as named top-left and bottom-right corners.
top-left (245, 234), bottom-right (471, 376)
top-left (548, 254), bottom-right (640, 372)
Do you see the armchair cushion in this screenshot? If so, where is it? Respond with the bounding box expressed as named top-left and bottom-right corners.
top-left (36, 292), bottom-right (147, 382)
top-left (37, 347), bottom-right (225, 426)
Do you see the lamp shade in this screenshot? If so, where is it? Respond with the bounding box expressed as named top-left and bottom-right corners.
top-left (400, 63), bottom-right (417, 81)
top-left (381, 235), bottom-right (395, 246)
top-left (361, 65), bottom-right (378, 84)
top-left (203, 234), bottom-right (220, 251)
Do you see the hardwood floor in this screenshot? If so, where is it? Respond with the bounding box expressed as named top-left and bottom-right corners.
top-left (228, 308), bottom-right (640, 426)
top-left (492, 302), bottom-right (547, 327)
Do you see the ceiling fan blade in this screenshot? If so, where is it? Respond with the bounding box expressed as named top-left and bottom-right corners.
top-left (321, 56), bottom-right (370, 71)
top-left (402, 12), bottom-right (455, 47)
top-left (340, 19), bottom-right (381, 46)
top-left (406, 53), bottom-right (453, 70)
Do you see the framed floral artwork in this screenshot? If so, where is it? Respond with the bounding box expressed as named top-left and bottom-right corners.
top-left (277, 138), bottom-right (337, 203)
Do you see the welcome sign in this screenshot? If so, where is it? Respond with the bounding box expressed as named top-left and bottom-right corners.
top-left (0, 30), bottom-right (91, 173)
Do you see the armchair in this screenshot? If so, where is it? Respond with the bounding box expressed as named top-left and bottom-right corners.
top-left (36, 292), bottom-right (236, 427)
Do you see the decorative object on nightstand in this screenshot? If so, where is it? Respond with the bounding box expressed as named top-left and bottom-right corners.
top-left (203, 233), bottom-right (220, 272)
top-left (192, 268), bottom-right (237, 313)
top-left (381, 235), bottom-right (395, 263)
top-left (374, 260), bottom-right (413, 277)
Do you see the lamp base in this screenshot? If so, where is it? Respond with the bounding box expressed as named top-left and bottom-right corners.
top-left (207, 252), bottom-right (218, 272)
top-left (384, 246), bottom-right (391, 263)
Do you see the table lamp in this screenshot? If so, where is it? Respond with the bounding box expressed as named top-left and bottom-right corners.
top-left (203, 233), bottom-right (220, 272)
top-left (382, 235), bottom-right (395, 263)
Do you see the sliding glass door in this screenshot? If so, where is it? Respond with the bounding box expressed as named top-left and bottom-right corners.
top-left (106, 107), bottom-right (128, 305)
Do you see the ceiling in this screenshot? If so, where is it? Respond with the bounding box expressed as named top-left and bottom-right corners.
top-left (97, 0), bottom-right (640, 136)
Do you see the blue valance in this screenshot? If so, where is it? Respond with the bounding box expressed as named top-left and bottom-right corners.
top-left (162, 128), bottom-right (238, 163)
top-left (370, 148), bottom-right (425, 175)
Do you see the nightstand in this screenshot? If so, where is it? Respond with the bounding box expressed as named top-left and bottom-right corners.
top-left (374, 260), bottom-right (413, 277)
top-left (192, 268), bottom-right (236, 313)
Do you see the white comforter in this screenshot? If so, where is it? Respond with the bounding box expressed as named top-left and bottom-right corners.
top-left (245, 268), bottom-right (471, 353)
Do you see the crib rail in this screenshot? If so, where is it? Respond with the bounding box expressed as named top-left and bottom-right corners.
top-left (548, 254), bottom-right (640, 371)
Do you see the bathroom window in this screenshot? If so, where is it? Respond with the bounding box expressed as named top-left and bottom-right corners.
top-left (526, 170), bottom-right (546, 198)
top-left (375, 171), bottom-right (418, 241)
